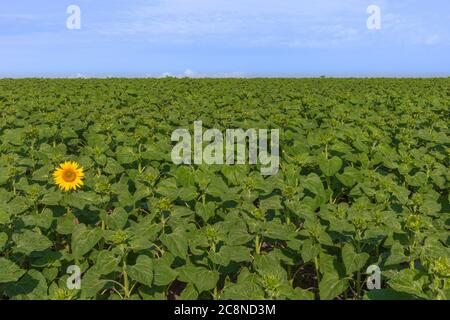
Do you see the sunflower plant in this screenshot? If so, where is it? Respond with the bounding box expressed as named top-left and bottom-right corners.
top-left (53, 161), bottom-right (85, 192)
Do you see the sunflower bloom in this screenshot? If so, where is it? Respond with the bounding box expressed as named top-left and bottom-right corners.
top-left (53, 161), bottom-right (85, 192)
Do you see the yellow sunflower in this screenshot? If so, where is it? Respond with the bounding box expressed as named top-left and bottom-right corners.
top-left (53, 161), bottom-right (85, 192)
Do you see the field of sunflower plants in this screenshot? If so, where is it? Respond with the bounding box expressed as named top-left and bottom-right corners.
top-left (0, 78), bottom-right (449, 300)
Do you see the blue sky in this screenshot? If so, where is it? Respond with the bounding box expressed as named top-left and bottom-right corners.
top-left (1, 0), bottom-right (450, 77)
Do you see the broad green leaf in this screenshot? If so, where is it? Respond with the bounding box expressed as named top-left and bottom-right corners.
top-left (13, 230), bottom-right (53, 255)
top-left (317, 155), bottom-right (343, 177)
top-left (263, 220), bottom-right (297, 240)
top-left (80, 269), bottom-right (106, 299)
top-left (71, 224), bottom-right (103, 259)
top-left (336, 166), bottom-right (360, 187)
top-left (160, 229), bottom-right (189, 260)
top-left (7, 196), bottom-right (30, 215)
top-left (175, 166), bottom-right (195, 187)
top-left (94, 251), bottom-right (119, 275)
top-left (180, 282), bottom-right (198, 300)
top-left (260, 196), bottom-right (282, 211)
top-left (302, 173), bottom-right (325, 196)
top-left (384, 242), bottom-right (408, 267)
top-left (106, 207), bottom-right (128, 230)
top-left (128, 255), bottom-right (154, 286)
top-left (300, 240), bottom-right (320, 263)
top-left (221, 165), bottom-right (248, 186)
top-left (319, 272), bottom-right (348, 300)
top-left (195, 202), bottom-right (216, 222)
top-left (5, 270), bottom-right (48, 299)
top-left (176, 186), bottom-right (197, 201)
top-left (104, 158), bottom-right (124, 175)
top-left (219, 245), bottom-right (252, 263)
top-left (41, 191), bottom-right (62, 206)
top-left (178, 265), bottom-right (219, 293)
top-left (0, 258), bottom-right (26, 283)
top-left (342, 243), bottom-right (369, 275)
top-left (32, 165), bottom-right (54, 182)
top-left (221, 282), bottom-right (265, 300)
top-left (388, 269), bottom-right (429, 299)
top-left (153, 260), bottom-right (178, 286)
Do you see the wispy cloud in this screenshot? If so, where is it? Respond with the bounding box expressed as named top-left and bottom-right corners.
top-left (86, 0), bottom-right (369, 48)
top-left (3, 0), bottom-right (450, 48)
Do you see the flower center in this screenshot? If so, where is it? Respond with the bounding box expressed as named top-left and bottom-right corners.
top-left (62, 169), bottom-right (77, 182)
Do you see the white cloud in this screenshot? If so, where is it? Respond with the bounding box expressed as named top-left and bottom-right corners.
top-left (2, 0), bottom-right (450, 50)
top-left (414, 35), bottom-right (440, 45)
top-left (182, 69), bottom-right (194, 77)
top-left (91, 0), bottom-right (367, 48)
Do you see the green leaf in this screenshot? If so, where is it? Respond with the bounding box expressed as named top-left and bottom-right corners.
top-left (40, 191), bottom-right (62, 206)
top-left (260, 196), bottom-right (282, 211)
top-left (128, 255), bottom-right (154, 286)
top-left (116, 146), bottom-right (137, 164)
top-left (7, 196), bottom-right (30, 215)
top-left (56, 212), bottom-right (78, 235)
top-left (195, 202), bottom-right (216, 222)
top-left (176, 186), bottom-right (197, 201)
top-left (0, 210), bottom-right (11, 225)
top-left (94, 251), bottom-right (119, 275)
top-left (301, 240), bottom-right (320, 263)
top-left (0, 258), bottom-right (26, 283)
top-left (0, 232), bottom-right (8, 251)
top-left (302, 173), bottom-right (325, 196)
top-left (32, 165), bottom-right (54, 182)
top-left (225, 222), bottom-right (253, 246)
top-left (365, 288), bottom-right (419, 300)
top-left (160, 229), bottom-right (189, 260)
top-left (13, 230), bottom-right (53, 255)
top-left (317, 155), bottom-right (343, 177)
top-left (175, 166), bottom-right (195, 187)
top-left (388, 269), bottom-right (429, 299)
top-left (67, 191), bottom-right (101, 210)
top-left (5, 270), bottom-right (48, 299)
top-left (384, 242), bottom-right (408, 267)
top-left (219, 245), bottom-right (252, 263)
top-left (336, 167), bottom-right (360, 187)
top-left (178, 265), bottom-right (219, 293)
top-left (0, 167), bottom-right (10, 184)
top-left (81, 269), bottom-right (106, 299)
top-left (71, 224), bottom-right (103, 259)
top-left (420, 199), bottom-right (441, 215)
top-left (342, 243), bottom-right (369, 275)
top-left (221, 165), bottom-right (247, 186)
top-left (280, 285), bottom-right (315, 300)
top-left (104, 158), bottom-right (124, 175)
top-left (205, 177), bottom-right (229, 198)
top-left (180, 282), bottom-right (198, 300)
top-left (153, 260), bottom-right (178, 286)
top-left (106, 207), bottom-right (129, 230)
top-left (221, 282), bottom-right (265, 300)
top-left (263, 220), bottom-right (297, 240)
top-left (254, 254), bottom-right (286, 280)
top-left (319, 272), bottom-right (348, 300)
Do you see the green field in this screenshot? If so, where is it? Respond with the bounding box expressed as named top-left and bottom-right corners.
top-left (0, 78), bottom-right (449, 300)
